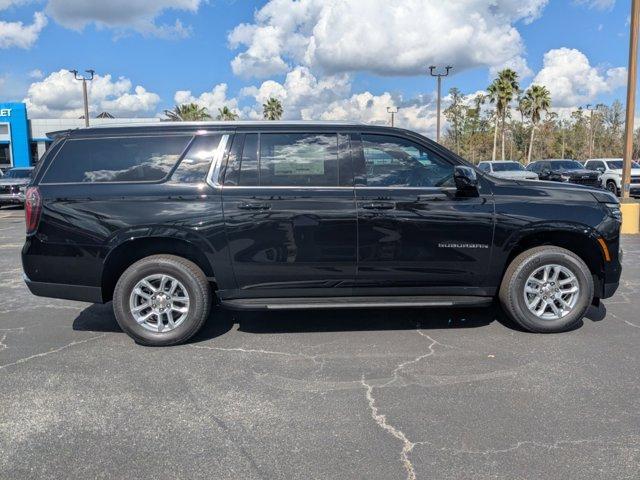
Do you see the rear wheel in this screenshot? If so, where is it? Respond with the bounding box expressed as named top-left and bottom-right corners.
top-left (499, 246), bottom-right (593, 333)
top-left (113, 255), bottom-right (211, 346)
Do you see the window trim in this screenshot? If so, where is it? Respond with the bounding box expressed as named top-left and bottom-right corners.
top-left (39, 134), bottom-right (196, 186)
top-left (205, 134), bottom-right (231, 188)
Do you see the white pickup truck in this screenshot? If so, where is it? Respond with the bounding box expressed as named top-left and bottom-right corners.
top-left (584, 158), bottom-right (640, 197)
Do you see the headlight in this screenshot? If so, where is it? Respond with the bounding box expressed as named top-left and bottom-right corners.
top-left (18, 186), bottom-right (26, 193)
top-left (604, 202), bottom-right (622, 220)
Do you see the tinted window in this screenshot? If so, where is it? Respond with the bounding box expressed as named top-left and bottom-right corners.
top-left (43, 135), bottom-right (191, 183)
top-left (493, 162), bottom-right (524, 172)
top-left (359, 134), bottom-right (453, 187)
top-left (259, 133), bottom-right (338, 187)
top-left (171, 135), bottom-right (221, 183)
top-left (478, 163), bottom-right (490, 172)
top-left (550, 160), bottom-right (583, 170)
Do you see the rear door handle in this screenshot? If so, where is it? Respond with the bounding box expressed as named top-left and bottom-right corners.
top-left (361, 202), bottom-right (395, 210)
top-left (238, 202), bottom-right (271, 211)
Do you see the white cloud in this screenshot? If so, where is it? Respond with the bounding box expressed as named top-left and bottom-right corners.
top-left (0, 12), bottom-right (47, 49)
top-left (28, 68), bottom-right (43, 79)
top-left (228, 0), bottom-right (548, 78)
top-left (532, 48), bottom-right (626, 107)
top-left (573, 0), bottom-right (616, 10)
top-left (240, 66), bottom-right (351, 120)
top-left (24, 69), bottom-right (160, 118)
top-left (173, 83), bottom-right (239, 117)
top-left (46, 0), bottom-right (201, 38)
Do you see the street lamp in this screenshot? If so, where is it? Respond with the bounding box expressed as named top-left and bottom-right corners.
top-left (429, 65), bottom-right (452, 143)
top-left (386, 106), bottom-right (399, 127)
top-left (69, 69), bottom-right (95, 127)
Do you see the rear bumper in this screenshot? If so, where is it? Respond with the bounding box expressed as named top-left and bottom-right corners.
top-left (23, 274), bottom-right (103, 303)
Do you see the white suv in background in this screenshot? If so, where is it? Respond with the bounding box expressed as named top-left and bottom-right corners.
top-left (477, 161), bottom-right (539, 180)
top-left (584, 158), bottom-right (640, 197)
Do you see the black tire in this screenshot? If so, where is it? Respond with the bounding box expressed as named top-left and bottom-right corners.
top-left (605, 180), bottom-right (619, 197)
top-left (499, 246), bottom-right (593, 333)
top-left (113, 254), bottom-right (211, 346)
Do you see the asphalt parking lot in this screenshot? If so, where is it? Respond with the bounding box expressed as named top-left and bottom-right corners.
top-left (1, 205), bottom-right (639, 480)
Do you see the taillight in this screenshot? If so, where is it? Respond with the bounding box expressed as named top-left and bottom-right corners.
top-left (25, 186), bottom-right (42, 235)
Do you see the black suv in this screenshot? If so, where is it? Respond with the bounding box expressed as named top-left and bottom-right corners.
top-left (22, 122), bottom-right (622, 346)
top-left (526, 159), bottom-right (601, 187)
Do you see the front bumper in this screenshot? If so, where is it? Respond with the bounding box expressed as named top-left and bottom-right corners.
top-left (0, 192), bottom-right (25, 205)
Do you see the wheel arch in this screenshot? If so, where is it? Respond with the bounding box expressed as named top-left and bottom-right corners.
top-left (502, 225), bottom-right (606, 282)
top-left (101, 235), bottom-right (215, 302)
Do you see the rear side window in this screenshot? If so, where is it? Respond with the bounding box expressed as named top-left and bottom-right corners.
top-left (259, 133), bottom-right (338, 187)
top-left (42, 135), bottom-right (191, 184)
top-left (225, 132), bottom-right (350, 187)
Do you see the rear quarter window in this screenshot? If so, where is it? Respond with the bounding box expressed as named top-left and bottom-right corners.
top-left (41, 135), bottom-right (191, 184)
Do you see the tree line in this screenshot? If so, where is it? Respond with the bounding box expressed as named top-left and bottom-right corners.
top-left (442, 68), bottom-right (629, 163)
top-left (163, 97), bottom-right (283, 122)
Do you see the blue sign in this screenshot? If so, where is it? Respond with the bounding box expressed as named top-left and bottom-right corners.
top-left (0, 102), bottom-right (30, 168)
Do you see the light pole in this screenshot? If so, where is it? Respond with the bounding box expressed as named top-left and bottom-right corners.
top-left (429, 65), bottom-right (452, 143)
top-left (622, 0), bottom-right (639, 200)
top-left (386, 106), bottom-right (398, 127)
top-left (69, 69), bottom-right (95, 127)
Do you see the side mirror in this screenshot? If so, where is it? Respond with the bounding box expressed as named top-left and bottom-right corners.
top-left (454, 165), bottom-right (478, 191)
top-left (597, 167), bottom-right (605, 173)
top-left (541, 169), bottom-right (551, 176)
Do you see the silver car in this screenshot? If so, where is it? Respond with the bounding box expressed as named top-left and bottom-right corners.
top-left (477, 161), bottom-right (539, 180)
top-left (0, 167), bottom-right (34, 208)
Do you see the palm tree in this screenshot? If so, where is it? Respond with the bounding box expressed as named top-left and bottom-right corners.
top-left (522, 85), bottom-right (551, 164)
top-left (487, 69), bottom-right (519, 160)
top-left (216, 106), bottom-right (239, 121)
top-left (263, 97), bottom-right (283, 120)
top-left (164, 103), bottom-right (211, 121)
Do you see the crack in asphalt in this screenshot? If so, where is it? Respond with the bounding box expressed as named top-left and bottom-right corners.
top-left (361, 375), bottom-right (417, 480)
top-left (414, 436), bottom-right (640, 456)
top-left (0, 333), bottom-right (107, 370)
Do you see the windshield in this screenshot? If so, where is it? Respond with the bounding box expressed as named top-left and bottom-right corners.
top-left (606, 160), bottom-right (640, 169)
top-left (4, 169), bottom-right (32, 179)
top-left (550, 160), bottom-right (583, 170)
top-left (492, 162), bottom-right (524, 172)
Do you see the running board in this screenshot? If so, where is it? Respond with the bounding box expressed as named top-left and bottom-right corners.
top-left (221, 295), bottom-right (493, 311)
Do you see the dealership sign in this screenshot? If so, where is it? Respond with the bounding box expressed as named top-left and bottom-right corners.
top-left (0, 108), bottom-right (11, 117)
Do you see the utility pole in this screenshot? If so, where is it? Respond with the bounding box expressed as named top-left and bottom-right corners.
top-left (386, 106), bottom-right (398, 127)
top-left (622, 0), bottom-right (639, 199)
top-left (429, 65), bottom-right (452, 143)
top-left (69, 69), bottom-right (95, 127)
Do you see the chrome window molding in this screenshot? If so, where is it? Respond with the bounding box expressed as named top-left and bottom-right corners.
top-left (206, 134), bottom-right (230, 188)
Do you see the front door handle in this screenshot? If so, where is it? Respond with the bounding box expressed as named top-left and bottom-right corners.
top-left (361, 202), bottom-right (395, 210)
top-left (238, 202), bottom-right (271, 211)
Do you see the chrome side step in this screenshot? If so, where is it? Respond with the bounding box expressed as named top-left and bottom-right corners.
top-left (221, 295), bottom-right (493, 311)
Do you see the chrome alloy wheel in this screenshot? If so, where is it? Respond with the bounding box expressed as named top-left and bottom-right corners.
top-left (524, 264), bottom-right (580, 320)
top-left (129, 274), bottom-right (190, 333)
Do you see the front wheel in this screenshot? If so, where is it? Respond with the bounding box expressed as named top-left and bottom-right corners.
top-left (499, 246), bottom-right (593, 333)
top-left (113, 255), bottom-right (211, 346)
top-left (605, 180), bottom-right (619, 197)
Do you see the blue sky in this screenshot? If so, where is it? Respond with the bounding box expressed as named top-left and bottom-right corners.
top-left (0, 0), bottom-right (634, 133)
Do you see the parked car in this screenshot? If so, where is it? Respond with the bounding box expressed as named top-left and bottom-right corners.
top-left (584, 158), bottom-right (640, 197)
top-left (22, 122), bottom-right (622, 345)
top-left (477, 161), bottom-right (539, 180)
top-left (526, 159), bottom-right (601, 187)
top-left (0, 167), bottom-right (34, 208)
